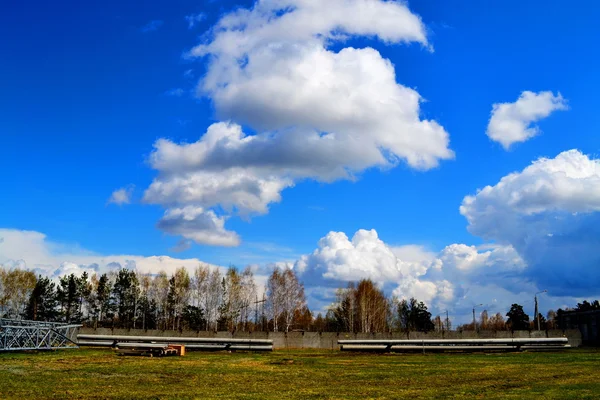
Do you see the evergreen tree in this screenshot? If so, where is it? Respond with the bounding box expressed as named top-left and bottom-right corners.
top-left (57, 274), bottom-right (81, 322)
top-left (182, 305), bottom-right (205, 331)
top-left (506, 303), bottom-right (530, 331)
top-left (112, 269), bottom-right (139, 328)
top-left (24, 276), bottom-right (58, 321)
top-left (137, 296), bottom-right (157, 330)
top-left (77, 272), bottom-right (92, 321)
top-left (166, 267), bottom-right (191, 330)
top-left (397, 298), bottom-right (435, 332)
top-left (96, 273), bottom-right (114, 326)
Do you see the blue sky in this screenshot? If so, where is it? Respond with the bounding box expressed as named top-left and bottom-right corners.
top-left (2, 0), bottom-right (600, 320)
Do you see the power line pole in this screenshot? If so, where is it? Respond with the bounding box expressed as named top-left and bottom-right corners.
top-left (254, 296), bottom-right (259, 328)
top-left (534, 296), bottom-right (538, 330)
top-left (534, 290), bottom-right (547, 331)
top-left (254, 293), bottom-right (266, 332)
top-left (473, 304), bottom-right (483, 333)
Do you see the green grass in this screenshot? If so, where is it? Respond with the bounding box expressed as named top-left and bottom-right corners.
top-left (1, 348), bottom-right (599, 399)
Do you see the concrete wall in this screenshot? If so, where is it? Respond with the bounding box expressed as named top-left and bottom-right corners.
top-left (79, 328), bottom-right (582, 349)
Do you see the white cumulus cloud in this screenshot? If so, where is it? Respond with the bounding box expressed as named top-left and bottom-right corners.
top-left (144, 0), bottom-right (454, 246)
top-left (156, 206), bottom-right (240, 247)
top-left (108, 186), bottom-right (134, 206)
top-left (293, 228), bottom-right (535, 314)
top-left (486, 90), bottom-right (568, 149)
top-left (0, 228), bottom-right (224, 279)
top-left (460, 149), bottom-right (600, 295)
top-left (291, 227), bottom-right (592, 322)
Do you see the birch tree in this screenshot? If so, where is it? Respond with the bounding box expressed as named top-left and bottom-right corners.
top-left (192, 263), bottom-right (209, 309)
top-left (204, 267), bottom-right (222, 331)
top-left (168, 267), bottom-right (191, 330)
top-left (150, 271), bottom-right (170, 330)
top-left (138, 273), bottom-right (153, 330)
top-left (281, 268), bottom-right (305, 332)
top-left (267, 267), bottom-right (305, 332)
top-left (239, 267), bottom-right (257, 331)
top-left (220, 267), bottom-right (242, 331)
top-left (0, 268), bottom-right (37, 319)
top-left (267, 268), bottom-right (284, 332)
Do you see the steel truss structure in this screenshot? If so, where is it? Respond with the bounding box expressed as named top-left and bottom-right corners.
top-left (0, 319), bottom-right (81, 351)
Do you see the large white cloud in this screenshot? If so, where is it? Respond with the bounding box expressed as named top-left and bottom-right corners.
top-left (461, 149), bottom-right (600, 295)
top-left (0, 228), bottom-right (223, 279)
top-left (292, 227), bottom-right (592, 322)
top-left (144, 0), bottom-right (454, 246)
top-left (294, 228), bottom-right (538, 312)
top-left (192, 0), bottom-right (429, 59)
top-left (295, 230), bottom-right (413, 282)
top-left (486, 91), bottom-right (568, 149)
top-left (194, 45), bottom-right (452, 169)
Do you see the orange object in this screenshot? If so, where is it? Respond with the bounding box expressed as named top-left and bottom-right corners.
top-left (169, 344), bottom-right (186, 356)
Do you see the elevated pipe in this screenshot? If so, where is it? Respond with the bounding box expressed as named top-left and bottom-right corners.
top-left (77, 334), bottom-right (273, 345)
top-left (340, 344), bottom-right (571, 352)
top-left (337, 338), bottom-right (568, 346)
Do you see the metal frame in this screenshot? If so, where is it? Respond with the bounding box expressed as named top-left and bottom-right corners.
top-left (0, 318), bottom-right (81, 351)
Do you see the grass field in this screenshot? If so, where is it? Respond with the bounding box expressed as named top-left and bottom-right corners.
top-left (1, 348), bottom-right (599, 399)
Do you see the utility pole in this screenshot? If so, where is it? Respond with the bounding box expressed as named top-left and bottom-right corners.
top-left (446, 310), bottom-right (450, 331)
top-left (254, 296), bottom-right (259, 328)
top-left (254, 293), bottom-right (266, 332)
top-left (473, 304), bottom-right (483, 332)
top-left (534, 290), bottom-right (547, 331)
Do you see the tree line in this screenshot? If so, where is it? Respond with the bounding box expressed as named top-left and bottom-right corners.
top-left (0, 264), bottom-right (308, 332)
top-left (3, 264), bottom-right (585, 332)
top-left (456, 301), bottom-right (600, 332)
top-left (0, 267), bottom-right (439, 332)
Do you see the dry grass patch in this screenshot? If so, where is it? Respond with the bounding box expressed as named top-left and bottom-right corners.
top-left (0, 348), bottom-right (599, 399)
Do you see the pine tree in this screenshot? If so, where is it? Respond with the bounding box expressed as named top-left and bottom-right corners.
top-left (506, 303), bottom-right (530, 331)
top-left (24, 276), bottom-right (58, 321)
top-left (57, 274), bottom-right (81, 323)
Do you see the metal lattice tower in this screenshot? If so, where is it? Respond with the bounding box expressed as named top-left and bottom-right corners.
top-left (0, 319), bottom-right (81, 351)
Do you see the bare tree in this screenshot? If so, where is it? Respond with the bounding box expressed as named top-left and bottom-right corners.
top-left (192, 263), bottom-right (210, 309)
top-left (169, 267), bottom-right (191, 330)
top-left (139, 273), bottom-right (152, 330)
top-left (0, 268), bottom-right (37, 318)
top-left (204, 267), bottom-right (222, 331)
top-left (331, 280), bottom-right (387, 333)
top-left (221, 267), bottom-right (243, 331)
top-left (239, 267), bottom-right (257, 331)
top-left (488, 312), bottom-right (506, 331)
top-left (355, 279), bottom-right (388, 333)
top-left (267, 267), bottom-right (305, 332)
top-left (480, 310), bottom-right (489, 330)
top-left (267, 268), bottom-right (282, 332)
top-left (150, 271), bottom-right (169, 330)
top-left (283, 268), bottom-right (305, 332)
